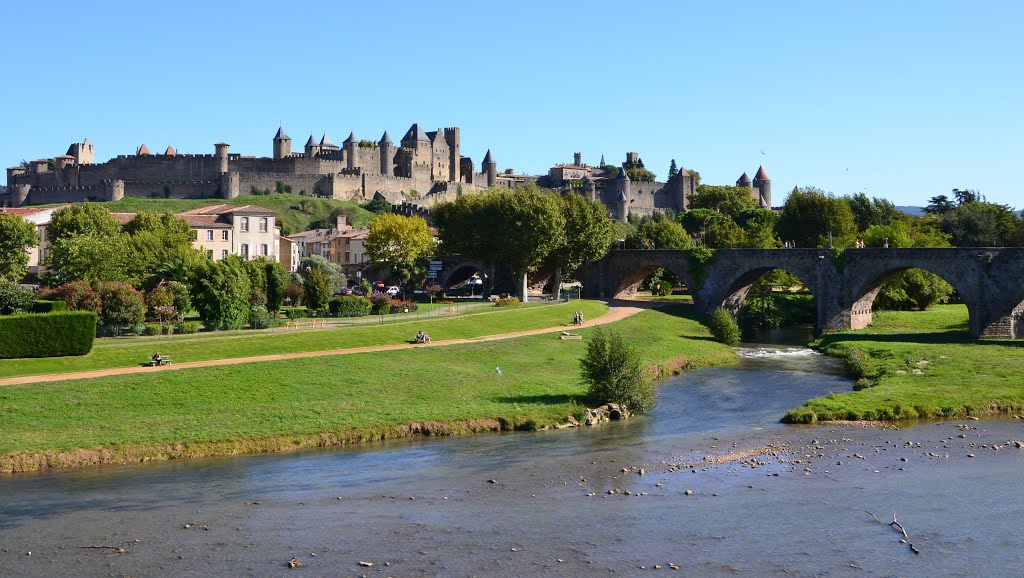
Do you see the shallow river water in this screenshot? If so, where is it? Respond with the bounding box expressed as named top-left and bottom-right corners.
top-left (1, 344), bottom-right (1023, 577)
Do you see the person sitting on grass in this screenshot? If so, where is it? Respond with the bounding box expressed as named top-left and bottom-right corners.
top-left (415, 331), bottom-right (431, 344)
top-left (150, 352), bottom-right (163, 366)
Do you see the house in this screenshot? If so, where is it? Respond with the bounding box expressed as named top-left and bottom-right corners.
top-left (0, 206), bottom-right (62, 278)
top-left (177, 204), bottom-right (280, 261)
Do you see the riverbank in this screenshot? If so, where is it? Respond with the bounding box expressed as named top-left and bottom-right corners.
top-left (784, 304), bottom-right (1024, 423)
top-left (0, 305), bottom-right (736, 473)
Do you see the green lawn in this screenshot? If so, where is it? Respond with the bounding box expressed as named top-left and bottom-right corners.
top-left (0, 301), bottom-right (608, 380)
top-left (0, 305), bottom-right (736, 472)
top-left (784, 304), bottom-right (1024, 422)
top-left (69, 194), bottom-right (376, 235)
top-left (632, 293), bottom-right (694, 302)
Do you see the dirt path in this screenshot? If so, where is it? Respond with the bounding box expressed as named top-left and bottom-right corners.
top-left (0, 301), bottom-right (658, 387)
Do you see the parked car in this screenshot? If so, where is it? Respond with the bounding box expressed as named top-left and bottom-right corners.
top-left (385, 285), bottom-right (400, 296)
top-left (338, 287), bottom-right (354, 296)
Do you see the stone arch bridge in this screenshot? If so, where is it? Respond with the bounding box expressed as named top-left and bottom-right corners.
top-left (582, 248), bottom-right (1024, 338)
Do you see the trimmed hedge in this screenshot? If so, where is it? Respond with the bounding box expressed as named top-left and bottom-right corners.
top-left (31, 300), bottom-right (67, 313)
top-left (0, 311), bottom-right (96, 359)
top-left (329, 296), bottom-right (372, 317)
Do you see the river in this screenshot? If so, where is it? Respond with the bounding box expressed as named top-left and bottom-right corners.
top-left (1, 341), bottom-right (1022, 576)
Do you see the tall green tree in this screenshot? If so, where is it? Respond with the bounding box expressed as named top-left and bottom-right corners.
top-left (545, 193), bottom-right (613, 294)
top-left (47, 204), bottom-right (122, 241)
top-left (776, 186), bottom-right (857, 248)
top-left (625, 218), bottom-right (691, 250)
top-left (265, 260), bottom-right (290, 313)
top-left (191, 259), bottom-right (251, 330)
top-left (667, 159), bottom-right (678, 180)
top-left (435, 187), bottom-right (565, 301)
top-left (0, 214), bottom-right (38, 282)
top-left (688, 185), bottom-right (757, 218)
top-left (298, 255), bottom-right (346, 293)
top-left (939, 201), bottom-right (1018, 247)
top-left (303, 267), bottom-right (333, 315)
top-left (580, 327), bottom-right (654, 413)
top-left (123, 211), bottom-right (203, 284)
top-left (46, 234), bottom-right (135, 286)
top-left (845, 193), bottom-right (904, 231)
top-left (365, 213), bottom-right (433, 291)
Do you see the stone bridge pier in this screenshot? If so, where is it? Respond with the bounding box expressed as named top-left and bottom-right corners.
top-left (582, 248), bottom-right (1024, 339)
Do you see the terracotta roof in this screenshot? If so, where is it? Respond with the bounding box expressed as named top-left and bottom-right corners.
top-left (137, 144), bottom-right (150, 155)
top-left (754, 165), bottom-right (770, 181)
top-left (178, 204), bottom-right (230, 215)
top-left (678, 165), bottom-right (690, 177)
top-left (178, 204), bottom-right (275, 217)
top-left (164, 146), bottom-right (176, 156)
top-left (0, 207), bottom-right (48, 217)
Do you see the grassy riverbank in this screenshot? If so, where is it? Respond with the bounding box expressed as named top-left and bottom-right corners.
top-left (0, 305), bottom-right (735, 473)
top-left (0, 301), bottom-right (608, 380)
top-left (784, 304), bottom-right (1024, 423)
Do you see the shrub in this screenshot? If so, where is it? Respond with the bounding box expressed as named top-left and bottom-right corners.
top-left (329, 295), bottom-right (372, 317)
top-left (192, 260), bottom-right (251, 331)
top-left (303, 267), bottom-right (332, 315)
top-left (653, 280), bottom-right (673, 297)
top-left (580, 327), bottom-right (655, 413)
top-left (495, 297), bottom-right (521, 307)
top-left (97, 282), bottom-right (146, 336)
top-left (31, 300), bottom-right (67, 313)
top-left (143, 323), bottom-right (162, 336)
top-left (284, 306), bottom-right (309, 319)
top-left (0, 311), bottom-right (96, 358)
top-left (250, 307), bottom-right (278, 329)
top-left (369, 291), bottom-right (391, 313)
top-left (0, 279), bottom-right (35, 315)
top-left (388, 299), bottom-right (418, 313)
top-left (176, 321), bottom-right (201, 334)
top-left (707, 308), bottom-right (740, 346)
top-left (40, 280), bottom-right (100, 313)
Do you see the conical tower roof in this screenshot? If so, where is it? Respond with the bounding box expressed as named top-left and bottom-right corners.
top-left (754, 165), bottom-right (770, 181)
top-left (274, 127), bottom-right (290, 140)
top-left (677, 164), bottom-right (689, 177)
top-left (617, 166), bottom-right (630, 180)
top-left (599, 153), bottom-right (606, 166)
top-left (379, 131), bottom-right (392, 146)
top-left (618, 191), bottom-right (628, 202)
top-left (736, 172), bottom-right (752, 186)
top-left (343, 132), bottom-right (357, 145)
top-left (483, 149), bottom-right (494, 165)
top-left (403, 123), bottom-right (429, 143)
top-left (320, 133), bottom-right (335, 147)
top-left (137, 144), bottom-right (150, 155)
top-left (164, 145), bottom-right (176, 156)
top-left (305, 134), bottom-right (316, 147)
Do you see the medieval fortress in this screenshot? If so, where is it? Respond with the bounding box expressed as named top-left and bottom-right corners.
top-left (3, 124), bottom-right (511, 209)
top-left (4, 126), bottom-right (772, 222)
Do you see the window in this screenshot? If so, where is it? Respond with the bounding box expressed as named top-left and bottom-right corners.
top-left (221, 230), bottom-right (229, 241)
top-left (345, 251), bottom-right (350, 263)
top-left (206, 250), bottom-right (213, 258)
top-left (240, 217), bottom-right (249, 232)
top-left (260, 244), bottom-right (268, 256)
top-left (259, 217), bottom-right (268, 232)
top-left (221, 249), bottom-right (228, 259)
top-left (206, 230), bottom-right (213, 241)
top-left (240, 244), bottom-right (249, 258)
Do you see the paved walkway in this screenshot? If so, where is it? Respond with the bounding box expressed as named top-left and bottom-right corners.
top-left (0, 301), bottom-right (658, 387)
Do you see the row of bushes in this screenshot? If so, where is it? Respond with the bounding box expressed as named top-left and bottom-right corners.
top-left (0, 311), bottom-right (96, 359)
top-left (141, 322), bottom-right (202, 336)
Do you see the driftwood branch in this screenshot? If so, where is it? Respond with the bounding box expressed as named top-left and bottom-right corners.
top-left (865, 510), bottom-right (920, 555)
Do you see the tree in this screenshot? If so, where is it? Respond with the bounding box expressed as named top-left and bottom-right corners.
top-left (925, 194), bottom-right (955, 215)
top-left (47, 204), bottom-right (122, 241)
top-left (0, 279), bottom-right (34, 315)
top-left (123, 212), bottom-right (202, 283)
top-left (191, 259), bottom-right (251, 330)
top-left (265, 260), bottom-right (290, 313)
top-left (39, 280), bottom-right (100, 312)
top-left (876, 268), bottom-right (954, 311)
top-left (707, 308), bottom-right (741, 345)
top-left (939, 202), bottom-right (1018, 247)
top-left (580, 327), bottom-right (654, 414)
top-left (845, 193), bottom-right (904, 231)
top-left (97, 281), bottom-right (146, 335)
top-left (862, 223), bottom-right (912, 248)
top-left (45, 233), bottom-right (135, 286)
top-left (0, 214), bottom-right (38, 282)
top-left (363, 197), bottom-right (392, 214)
top-left (625, 167), bottom-right (656, 182)
top-left (704, 217), bottom-right (746, 248)
top-left (625, 218), bottom-right (691, 250)
top-left (145, 284), bottom-right (177, 333)
top-left (298, 255), bottom-right (346, 293)
top-left (303, 267), bottom-right (332, 315)
top-left (545, 193), bottom-right (613, 295)
top-left (365, 213), bottom-right (433, 291)
top-left (435, 187), bottom-right (565, 301)
top-left (667, 159), bottom-right (678, 180)
top-left (688, 185), bottom-right (756, 218)
top-left (776, 186), bottom-right (857, 248)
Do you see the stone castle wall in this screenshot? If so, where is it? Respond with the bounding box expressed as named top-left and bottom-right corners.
top-left (122, 180), bottom-right (221, 199)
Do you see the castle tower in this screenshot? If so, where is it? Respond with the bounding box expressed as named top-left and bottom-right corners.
top-left (674, 164), bottom-right (694, 211)
top-left (736, 172), bottom-right (752, 187)
top-left (273, 127), bottom-right (292, 160)
top-left (12, 183), bottom-right (31, 207)
top-left (214, 143), bottom-right (230, 173)
top-left (344, 132), bottom-right (358, 170)
top-left (66, 138), bottom-right (94, 165)
top-left (574, 152), bottom-right (582, 166)
top-left (444, 127), bottom-right (461, 183)
top-left (615, 166), bottom-right (631, 221)
top-left (582, 174), bottom-right (596, 201)
top-left (379, 131), bottom-right (394, 176)
top-left (752, 165), bottom-right (771, 209)
top-left (483, 149), bottom-right (497, 188)
top-left (599, 153), bottom-right (606, 167)
top-left (304, 134), bottom-right (318, 158)
top-left (319, 133), bottom-right (337, 151)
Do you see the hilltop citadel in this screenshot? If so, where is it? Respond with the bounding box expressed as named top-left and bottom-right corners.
top-left (4, 126), bottom-right (771, 221)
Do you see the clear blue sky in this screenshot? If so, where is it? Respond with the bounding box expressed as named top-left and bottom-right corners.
top-left (3, 1), bottom-right (1021, 208)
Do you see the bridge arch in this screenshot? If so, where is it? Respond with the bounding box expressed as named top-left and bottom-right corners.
top-left (598, 250), bottom-right (696, 299)
top-left (435, 258), bottom-right (491, 295)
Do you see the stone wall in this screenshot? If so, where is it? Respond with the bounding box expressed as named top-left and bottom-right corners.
top-left (238, 172), bottom-right (324, 196)
top-left (122, 180), bottom-right (221, 199)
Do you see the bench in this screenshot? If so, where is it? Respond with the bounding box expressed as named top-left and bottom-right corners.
top-left (148, 357), bottom-right (173, 366)
top-left (559, 332), bottom-right (582, 340)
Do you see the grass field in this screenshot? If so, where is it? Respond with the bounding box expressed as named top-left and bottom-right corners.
top-left (68, 194), bottom-right (376, 234)
top-left (631, 293), bottom-right (694, 302)
top-left (784, 304), bottom-right (1024, 422)
top-left (0, 305), bottom-right (736, 472)
top-left (0, 301), bottom-right (608, 380)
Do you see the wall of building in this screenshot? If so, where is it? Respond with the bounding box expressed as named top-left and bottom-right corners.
top-left (122, 180), bottom-right (221, 199)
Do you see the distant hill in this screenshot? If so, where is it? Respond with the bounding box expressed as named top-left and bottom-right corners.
top-left (896, 206), bottom-right (926, 217)
top-left (46, 194), bottom-right (377, 235)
